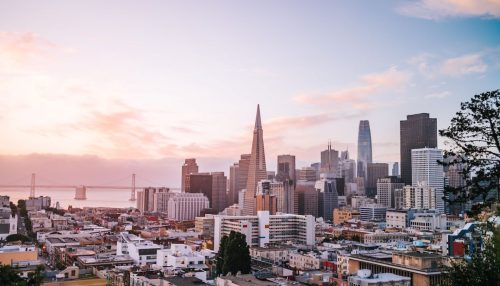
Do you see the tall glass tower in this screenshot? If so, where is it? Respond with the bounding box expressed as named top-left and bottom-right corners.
top-left (357, 120), bottom-right (373, 181)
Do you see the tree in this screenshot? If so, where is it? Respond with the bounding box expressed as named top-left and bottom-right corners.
top-left (441, 226), bottom-right (500, 286)
top-left (216, 231), bottom-right (251, 276)
top-left (0, 264), bottom-right (24, 286)
top-left (5, 234), bottom-right (30, 243)
top-left (215, 235), bottom-right (228, 275)
top-left (9, 202), bottom-right (17, 217)
top-left (439, 90), bottom-right (500, 216)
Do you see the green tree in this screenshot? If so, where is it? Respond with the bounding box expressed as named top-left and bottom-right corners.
top-left (441, 226), bottom-right (500, 286)
top-left (215, 235), bottom-right (228, 275)
top-left (216, 231), bottom-right (251, 276)
top-left (26, 265), bottom-right (45, 286)
top-left (0, 264), bottom-right (24, 285)
top-left (5, 234), bottom-right (30, 243)
top-left (9, 202), bottom-right (17, 217)
top-left (439, 90), bottom-right (500, 216)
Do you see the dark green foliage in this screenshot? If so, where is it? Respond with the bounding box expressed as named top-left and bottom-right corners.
top-left (9, 202), bottom-right (17, 217)
top-left (5, 234), bottom-right (30, 243)
top-left (439, 90), bottom-right (500, 216)
top-left (441, 226), bottom-right (500, 286)
top-left (0, 264), bottom-right (24, 285)
top-left (216, 231), bottom-right (251, 276)
top-left (350, 235), bottom-right (361, 242)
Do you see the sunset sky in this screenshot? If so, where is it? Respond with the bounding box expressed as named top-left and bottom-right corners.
top-left (1, 1), bottom-right (499, 186)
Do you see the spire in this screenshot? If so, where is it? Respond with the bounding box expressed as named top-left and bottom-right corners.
top-left (255, 104), bottom-right (262, 129)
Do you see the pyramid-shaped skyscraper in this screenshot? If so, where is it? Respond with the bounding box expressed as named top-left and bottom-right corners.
top-left (243, 104), bottom-right (267, 215)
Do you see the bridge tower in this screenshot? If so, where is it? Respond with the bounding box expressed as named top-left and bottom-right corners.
top-left (29, 173), bottom-right (36, 198)
top-left (129, 173), bottom-right (136, 201)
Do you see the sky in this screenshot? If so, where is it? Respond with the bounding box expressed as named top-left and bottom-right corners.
top-left (0, 0), bottom-right (499, 187)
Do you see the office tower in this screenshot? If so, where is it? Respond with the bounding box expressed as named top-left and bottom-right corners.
top-left (186, 172), bottom-right (227, 212)
top-left (229, 154), bottom-right (251, 206)
top-left (412, 148), bottom-right (444, 212)
top-left (394, 188), bottom-right (404, 209)
top-left (366, 163), bottom-right (389, 198)
top-left (136, 187), bottom-right (157, 213)
top-left (298, 167), bottom-right (318, 182)
top-left (277, 154), bottom-right (296, 183)
top-left (310, 163), bottom-right (320, 179)
top-left (244, 105), bottom-right (268, 215)
top-left (444, 156), bottom-right (467, 214)
top-left (315, 176), bottom-right (339, 221)
top-left (339, 155), bottom-right (356, 183)
top-left (229, 163), bottom-right (240, 206)
top-left (255, 180), bottom-right (277, 214)
top-left (167, 193), bottom-right (209, 221)
top-left (211, 172), bottom-right (228, 212)
top-left (377, 176), bottom-right (404, 208)
top-left (402, 185), bottom-right (436, 209)
top-left (357, 120), bottom-right (373, 181)
top-left (321, 142), bottom-right (339, 175)
top-left (354, 177), bottom-right (365, 195)
top-left (296, 181), bottom-right (319, 217)
top-left (392, 162), bottom-right (400, 177)
top-left (181, 158), bottom-right (199, 192)
top-left (400, 113), bottom-right (437, 185)
top-left (259, 179), bottom-right (296, 214)
top-left (267, 171), bottom-right (276, 180)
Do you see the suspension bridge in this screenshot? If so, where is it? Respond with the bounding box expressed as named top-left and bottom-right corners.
top-left (0, 173), bottom-right (167, 201)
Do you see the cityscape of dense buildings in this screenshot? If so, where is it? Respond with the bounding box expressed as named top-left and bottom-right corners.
top-left (0, 101), bottom-right (497, 286)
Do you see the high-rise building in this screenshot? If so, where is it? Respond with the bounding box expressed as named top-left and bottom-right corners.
top-left (298, 167), bottom-right (318, 182)
top-left (153, 190), bottom-right (174, 214)
top-left (411, 148), bottom-right (444, 212)
top-left (229, 154), bottom-right (251, 206)
top-left (315, 176), bottom-right (339, 222)
top-left (181, 158), bottom-right (199, 192)
top-left (277, 154), bottom-right (296, 183)
top-left (357, 120), bottom-right (373, 181)
top-left (402, 185), bottom-right (436, 210)
top-left (186, 172), bottom-right (227, 212)
top-left (137, 187), bottom-right (166, 213)
top-left (400, 113), bottom-right (437, 185)
top-left (296, 181), bottom-right (319, 217)
top-left (167, 193), bottom-right (209, 221)
top-left (244, 105), bottom-right (268, 215)
top-left (255, 180), bottom-right (277, 215)
top-left (366, 163), bottom-right (389, 198)
top-left (266, 171), bottom-right (276, 180)
top-left (339, 157), bottom-right (356, 183)
top-left (444, 156), bottom-right (467, 214)
top-left (392, 162), bottom-right (400, 177)
top-left (377, 176), bottom-right (404, 208)
top-left (321, 142), bottom-right (339, 176)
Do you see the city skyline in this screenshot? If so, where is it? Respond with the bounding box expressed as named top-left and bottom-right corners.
top-left (1, 1), bottom-right (499, 188)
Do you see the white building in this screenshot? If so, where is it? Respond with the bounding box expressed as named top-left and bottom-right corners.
top-left (213, 211), bottom-right (315, 252)
top-left (167, 193), bottom-right (209, 221)
top-left (117, 232), bottom-right (162, 265)
top-left (359, 204), bottom-right (386, 222)
top-left (386, 210), bottom-right (409, 229)
top-left (351, 196), bottom-right (375, 210)
top-left (153, 191), bottom-right (175, 213)
top-left (349, 270), bottom-right (411, 286)
top-left (156, 244), bottom-right (209, 268)
top-left (289, 251), bottom-right (325, 270)
top-left (411, 148), bottom-right (444, 212)
top-left (402, 185), bottom-right (436, 210)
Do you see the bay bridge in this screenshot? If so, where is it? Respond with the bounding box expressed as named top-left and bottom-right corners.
top-left (0, 173), bottom-right (168, 201)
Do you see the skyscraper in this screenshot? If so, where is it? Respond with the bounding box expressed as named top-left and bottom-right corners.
top-left (321, 142), bottom-right (339, 176)
top-left (315, 176), bottom-right (339, 222)
top-left (411, 148), bottom-right (444, 212)
top-left (366, 163), bottom-right (389, 198)
top-left (228, 154), bottom-right (251, 206)
top-left (392, 162), bottom-right (400, 177)
top-left (357, 120), bottom-right (373, 181)
top-left (186, 172), bottom-right (227, 212)
top-left (277, 154), bottom-right (296, 183)
top-left (377, 176), bottom-right (404, 208)
top-left (243, 105), bottom-right (267, 215)
top-left (181, 158), bottom-right (199, 192)
top-left (400, 113), bottom-right (437, 185)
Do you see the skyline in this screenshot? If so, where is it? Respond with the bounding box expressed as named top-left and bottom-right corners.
top-left (1, 1), bottom-right (500, 186)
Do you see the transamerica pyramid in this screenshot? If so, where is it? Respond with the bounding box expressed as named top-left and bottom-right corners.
top-left (242, 104), bottom-right (267, 215)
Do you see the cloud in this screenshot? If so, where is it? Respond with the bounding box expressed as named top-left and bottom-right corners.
top-left (425, 91), bottom-right (451, 99)
top-left (0, 32), bottom-right (55, 72)
top-left (440, 54), bottom-right (487, 76)
top-left (294, 67), bottom-right (410, 109)
top-left (397, 0), bottom-right (500, 20)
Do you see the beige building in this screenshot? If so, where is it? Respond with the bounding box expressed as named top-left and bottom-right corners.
top-left (333, 208), bottom-right (359, 225)
top-left (181, 158), bottom-right (199, 192)
top-left (289, 251), bottom-right (325, 270)
top-left (0, 245), bottom-right (38, 266)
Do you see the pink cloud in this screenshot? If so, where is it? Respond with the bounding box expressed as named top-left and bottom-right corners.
top-left (440, 54), bottom-right (487, 76)
top-left (294, 67), bottom-right (410, 108)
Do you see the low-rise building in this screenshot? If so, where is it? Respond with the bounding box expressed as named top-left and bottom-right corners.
top-left (348, 269), bottom-right (411, 286)
top-left (117, 232), bottom-right (162, 265)
top-left (156, 244), bottom-right (206, 268)
top-left (289, 251), bottom-right (325, 271)
top-left (0, 207), bottom-right (17, 240)
top-left (0, 245), bottom-right (38, 266)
